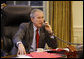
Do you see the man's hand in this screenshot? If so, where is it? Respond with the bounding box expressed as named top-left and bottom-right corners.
top-left (17, 43), bottom-right (26, 55)
top-left (45, 22), bottom-right (53, 34)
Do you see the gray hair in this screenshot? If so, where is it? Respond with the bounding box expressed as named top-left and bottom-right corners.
top-left (30, 9), bottom-right (43, 18)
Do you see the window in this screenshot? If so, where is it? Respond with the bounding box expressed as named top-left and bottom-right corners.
top-left (6, 1), bottom-right (49, 21)
top-left (16, 1), bottom-right (28, 5)
top-left (30, 1), bottom-right (43, 6)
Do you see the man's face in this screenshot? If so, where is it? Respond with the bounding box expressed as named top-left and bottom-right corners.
top-left (31, 11), bottom-right (44, 28)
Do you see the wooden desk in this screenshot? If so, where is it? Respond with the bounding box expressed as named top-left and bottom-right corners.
top-left (1, 55), bottom-right (17, 58)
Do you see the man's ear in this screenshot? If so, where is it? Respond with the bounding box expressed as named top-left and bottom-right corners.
top-left (31, 18), bottom-right (34, 22)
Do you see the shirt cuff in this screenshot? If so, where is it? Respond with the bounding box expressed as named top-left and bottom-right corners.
top-left (50, 35), bottom-right (55, 39)
top-left (17, 41), bottom-right (22, 47)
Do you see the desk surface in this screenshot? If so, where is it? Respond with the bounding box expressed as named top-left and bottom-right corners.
top-left (1, 50), bottom-right (82, 58)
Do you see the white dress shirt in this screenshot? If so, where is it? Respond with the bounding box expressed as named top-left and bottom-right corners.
top-left (29, 24), bottom-right (40, 52)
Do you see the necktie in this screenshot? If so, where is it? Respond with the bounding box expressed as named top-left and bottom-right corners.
top-left (36, 29), bottom-right (39, 48)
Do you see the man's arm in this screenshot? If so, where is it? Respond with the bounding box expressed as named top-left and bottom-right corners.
top-left (44, 22), bottom-right (58, 49)
top-left (13, 23), bottom-right (27, 55)
top-left (45, 31), bottom-right (58, 49)
top-left (13, 23), bottom-right (27, 47)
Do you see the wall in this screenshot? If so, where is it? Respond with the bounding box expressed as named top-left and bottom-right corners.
top-left (72, 1), bottom-right (83, 44)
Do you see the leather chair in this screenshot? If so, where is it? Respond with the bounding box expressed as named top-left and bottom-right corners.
top-left (2, 5), bottom-right (32, 55)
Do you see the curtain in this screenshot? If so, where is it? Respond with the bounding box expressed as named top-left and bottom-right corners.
top-left (49, 1), bottom-right (73, 48)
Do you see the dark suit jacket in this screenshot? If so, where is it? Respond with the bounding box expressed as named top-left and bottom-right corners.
top-left (10, 21), bottom-right (57, 55)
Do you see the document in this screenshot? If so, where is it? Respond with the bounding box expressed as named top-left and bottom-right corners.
top-left (16, 55), bottom-right (32, 58)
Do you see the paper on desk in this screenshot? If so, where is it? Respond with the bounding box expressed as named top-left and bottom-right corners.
top-left (28, 52), bottom-right (62, 58)
top-left (16, 55), bottom-right (32, 58)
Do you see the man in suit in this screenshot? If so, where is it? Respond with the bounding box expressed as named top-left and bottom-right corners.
top-left (11, 9), bottom-right (57, 55)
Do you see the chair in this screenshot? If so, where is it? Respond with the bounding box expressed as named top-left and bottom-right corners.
top-left (2, 5), bottom-right (32, 55)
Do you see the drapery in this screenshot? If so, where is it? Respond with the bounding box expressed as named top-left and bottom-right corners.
top-left (49, 1), bottom-right (73, 48)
